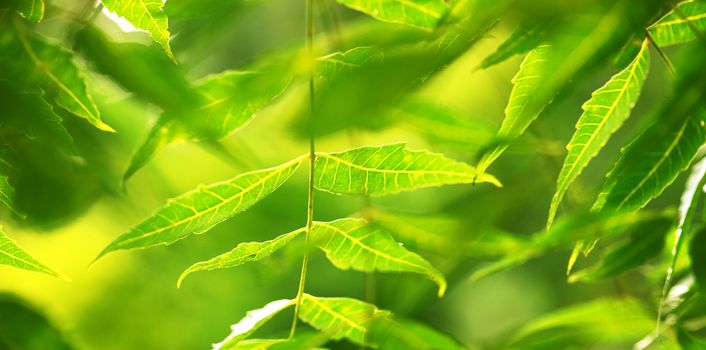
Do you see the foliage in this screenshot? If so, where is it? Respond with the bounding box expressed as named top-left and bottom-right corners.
top-left (2, 0), bottom-right (706, 349)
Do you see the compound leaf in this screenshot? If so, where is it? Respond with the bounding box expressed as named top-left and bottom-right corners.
top-left (548, 39), bottom-right (650, 227)
top-left (312, 218), bottom-right (447, 297)
top-left (314, 143), bottom-right (500, 197)
top-left (96, 158), bottom-right (304, 260)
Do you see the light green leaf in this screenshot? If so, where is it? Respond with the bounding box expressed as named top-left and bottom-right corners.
top-left (476, 22), bottom-right (547, 70)
top-left (314, 143), bottom-right (500, 197)
top-left (312, 219), bottom-right (447, 297)
top-left (177, 227), bottom-right (306, 287)
top-left (370, 317), bottom-right (465, 350)
top-left (569, 217), bottom-right (671, 282)
top-left (390, 99), bottom-right (495, 149)
top-left (214, 299), bottom-right (294, 350)
top-left (593, 111), bottom-right (706, 212)
top-left (648, 0), bottom-right (706, 47)
top-left (16, 0), bottom-right (44, 22)
top-left (317, 47), bottom-right (385, 83)
top-left (101, 0), bottom-right (174, 61)
top-left (475, 45), bottom-right (553, 172)
top-left (96, 158), bottom-right (304, 260)
top-left (0, 227), bottom-right (62, 278)
top-left (368, 209), bottom-right (461, 253)
top-left (548, 39), bottom-right (650, 228)
top-left (0, 24), bottom-right (111, 132)
top-left (125, 69), bottom-right (292, 180)
top-left (510, 298), bottom-right (654, 348)
top-left (0, 176), bottom-right (24, 218)
top-left (299, 294), bottom-right (391, 346)
top-left (335, 0), bottom-right (450, 31)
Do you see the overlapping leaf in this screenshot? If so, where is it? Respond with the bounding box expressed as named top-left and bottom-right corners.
top-left (593, 111), bottom-right (706, 212)
top-left (648, 0), bottom-right (706, 47)
top-left (298, 294), bottom-right (391, 346)
top-left (370, 317), bottom-right (465, 349)
top-left (16, 0), bottom-right (44, 22)
top-left (0, 176), bottom-right (23, 218)
top-left (314, 143), bottom-right (500, 196)
top-left (96, 158), bottom-right (303, 260)
top-left (101, 0), bottom-right (174, 60)
top-left (335, 0), bottom-right (450, 31)
top-left (311, 219), bottom-right (447, 296)
top-left (0, 24), bottom-right (111, 132)
top-left (0, 227), bottom-right (61, 278)
top-left (548, 39), bottom-right (650, 227)
top-left (178, 227), bottom-right (306, 287)
top-left (214, 299), bottom-right (294, 350)
top-left (125, 68), bottom-right (292, 180)
top-left (476, 22), bottom-right (548, 70)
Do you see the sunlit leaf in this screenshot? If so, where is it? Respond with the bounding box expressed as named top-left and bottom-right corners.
top-left (317, 47), bottom-right (385, 83)
top-left (335, 0), bottom-right (450, 31)
top-left (509, 298), bottom-right (654, 348)
top-left (569, 217), bottom-right (671, 282)
top-left (125, 68), bottom-right (292, 180)
top-left (648, 0), bottom-right (706, 47)
top-left (0, 226), bottom-right (62, 278)
top-left (178, 227), bottom-right (306, 287)
top-left (312, 218), bottom-right (447, 296)
top-left (96, 158), bottom-right (304, 260)
top-left (299, 294), bottom-right (391, 346)
top-left (476, 22), bottom-right (548, 70)
top-left (0, 24), bottom-right (111, 132)
top-left (593, 111), bottom-right (706, 212)
top-left (548, 39), bottom-right (650, 227)
top-left (16, 0), bottom-right (44, 22)
top-left (314, 143), bottom-right (500, 197)
top-left (102, 0), bottom-right (175, 61)
top-left (214, 299), bottom-right (294, 350)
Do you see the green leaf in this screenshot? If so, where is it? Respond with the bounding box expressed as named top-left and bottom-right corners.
top-left (390, 99), bottom-right (495, 149)
top-left (0, 24), bottom-right (112, 132)
top-left (476, 22), bottom-right (548, 70)
top-left (335, 0), bottom-right (450, 31)
top-left (370, 317), bottom-right (465, 350)
top-left (177, 227), bottom-right (306, 287)
top-left (569, 216), bottom-right (671, 282)
top-left (548, 39), bottom-right (650, 228)
top-left (677, 328), bottom-right (706, 349)
top-left (0, 176), bottom-right (24, 218)
top-left (299, 294), bottom-right (391, 346)
top-left (368, 209), bottom-right (461, 253)
top-left (96, 158), bottom-right (304, 260)
top-left (125, 68), bottom-right (292, 180)
top-left (648, 0), bottom-right (706, 47)
top-left (214, 299), bottom-right (294, 350)
top-left (509, 298), bottom-right (654, 348)
top-left (475, 44), bottom-right (553, 172)
top-left (314, 143), bottom-right (500, 197)
top-left (0, 226), bottom-right (62, 278)
top-left (101, 0), bottom-right (175, 61)
top-left (593, 111), bottom-right (706, 212)
top-left (312, 218), bottom-right (447, 297)
top-left (317, 47), bottom-right (385, 83)
top-left (16, 0), bottom-right (44, 22)
top-left (0, 295), bottom-right (77, 350)
top-left (689, 226), bottom-right (706, 295)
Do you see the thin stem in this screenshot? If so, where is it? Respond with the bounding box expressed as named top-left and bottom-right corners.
top-left (645, 31), bottom-right (677, 79)
top-left (290, 0), bottom-right (316, 339)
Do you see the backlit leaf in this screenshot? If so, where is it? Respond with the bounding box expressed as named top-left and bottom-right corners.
top-left (311, 218), bottom-right (447, 296)
top-left (0, 227), bottom-right (62, 278)
top-left (101, 0), bottom-right (175, 60)
top-left (648, 0), bottom-right (706, 47)
top-left (314, 143), bottom-right (500, 197)
top-left (214, 299), bottom-right (294, 350)
top-left (548, 39), bottom-right (650, 227)
top-left (96, 158), bottom-right (304, 260)
top-left (16, 0), bottom-right (44, 22)
top-left (335, 0), bottom-right (450, 31)
top-left (177, 227), bottom-right (306, 287)
top-left (0, 24), bottom-right (111, 132)
top-left (299, 294), bottom-right (391, 346)
top-left (476, 22), bottom-right (548, 70)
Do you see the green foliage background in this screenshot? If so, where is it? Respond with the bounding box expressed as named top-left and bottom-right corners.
top-left (1, 0), bottom-right (706, 349)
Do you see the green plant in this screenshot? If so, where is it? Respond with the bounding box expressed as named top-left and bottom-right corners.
top-left (2, 0), bottom-right (706, 348)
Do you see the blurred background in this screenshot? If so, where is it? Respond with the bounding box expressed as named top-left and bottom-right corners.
top-left (0, 0), bottom-right (698, 349)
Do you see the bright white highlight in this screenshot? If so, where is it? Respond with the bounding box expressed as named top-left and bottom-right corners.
top-left (212, 299), bottom-right (292, 349)
top-left (101, 7), bottom-right (143, 33)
